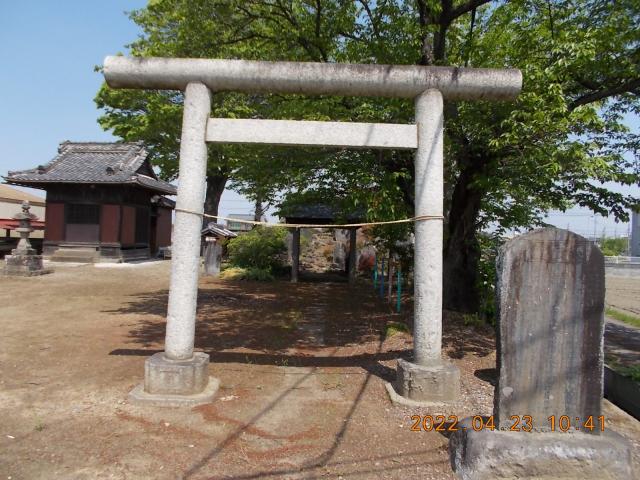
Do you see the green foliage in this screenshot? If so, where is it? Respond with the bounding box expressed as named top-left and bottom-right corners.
top-left (605, 307), bottom-right (640, 329)
top-left (385, 321), bottom-right (410, 338)
top-left (219, 266), bottom-right (275, 282)
top-left (462, 313), bottom-right (485, 327)
top-left (475, 233), bottom-right (502, 324)
top-left (617, 365), bottom-right (640, 383)
top-left (226, 227), bottom-right (287, 271)
top-left (599, 237), bottom-right (629, 257)
top-left (97, 0), bottom-right (640, 313)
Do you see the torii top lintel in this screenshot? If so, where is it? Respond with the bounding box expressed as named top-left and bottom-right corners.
top-left (103, 56), bottom-right (522, 101)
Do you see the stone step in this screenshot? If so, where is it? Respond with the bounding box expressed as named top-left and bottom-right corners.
top-left (49, 255), bottom-right (97, 263)
top-left (51, 248), bottom-right (99, 257)
top-left (49, 247), bottom-right (99, 263)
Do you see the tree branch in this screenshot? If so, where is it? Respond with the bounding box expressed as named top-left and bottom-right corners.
top-left (569, 77), bottom-right (640, 110)
top-left (358, 0), bottom-right (380, 38)
top-left (449, 0), bottom-right (492, 21)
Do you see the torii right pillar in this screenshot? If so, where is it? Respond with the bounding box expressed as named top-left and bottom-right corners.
top-left (389, 89), bottom-right (460, 405)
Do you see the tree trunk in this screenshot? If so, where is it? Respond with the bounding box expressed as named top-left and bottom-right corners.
top-left (443, 154), bottom-right (484, 314)
top-left (203, 174), bottom-right (227, 225)
top-left (254, 196), bottom-right (264, 222)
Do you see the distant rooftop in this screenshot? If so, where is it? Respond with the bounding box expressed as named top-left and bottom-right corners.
top-left (0, 184), bottom-right (45, 207)
top-left (202, 222), bottom-right (237, 238)
top-left (4, 141), bottom-right (177, 195)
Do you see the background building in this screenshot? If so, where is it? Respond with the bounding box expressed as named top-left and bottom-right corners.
top-left (4, 141), bottom-right (175, 263)
top-left (226, 213), bottom-right (257, 233)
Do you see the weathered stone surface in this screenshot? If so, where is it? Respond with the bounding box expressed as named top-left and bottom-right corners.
top-left (449, 417), bottom-right (634, 480)
top-left (392, 358), bottom-right (459, 404)
top-left (164, 82), bottom-right (211, 361)
top-left (4, 254), bottom-right (49, 276)
top-left (450, 227), bottom-right (634, 478)
top-left (129, 377), bottom-right (219, 407)
top-left (144, 351), bottom-right (210, 395)
top-left (129, 351), bottom-right (219, 407)
top-left (495, 228), bottom-right (604, 430)
top-left (203, 241), bottom-right (222, 276)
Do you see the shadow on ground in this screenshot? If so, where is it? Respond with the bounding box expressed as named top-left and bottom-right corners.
top-left (102, 276), bottom-right (494, 479)
top-left (105, 276), bottom-right (495, 360)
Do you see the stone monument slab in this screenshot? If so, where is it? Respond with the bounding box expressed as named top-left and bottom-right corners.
top-left (494, 228), bottom-right (604, 429)
top-left (450, 228), bottom-right (634, 479)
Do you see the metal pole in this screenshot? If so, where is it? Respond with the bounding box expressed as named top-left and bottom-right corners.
top-left (348, 228), bottom-right (357, 284)
top-left (373, 254), bottom-right (378, 289)
top-left (397, 266), bottom-right (402, 313)
top-left (379, 257), bottom-right (385, 298)
top-left (291, 227), bottom-right (300, 283)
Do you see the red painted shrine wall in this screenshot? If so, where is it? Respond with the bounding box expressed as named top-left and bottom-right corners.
top-left (155, 207), bottom-right (172, 248)
top-left (100, 204), bottom-right (120, 243)
top-left (121, 206), bottom-right (136, 245)
top-left (44, 203), bottom-right (64, 241)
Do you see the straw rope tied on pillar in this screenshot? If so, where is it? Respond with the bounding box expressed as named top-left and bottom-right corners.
top-left (103, 55), bottom-right (521, 406)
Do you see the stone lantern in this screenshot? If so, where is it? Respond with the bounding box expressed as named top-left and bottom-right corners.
top-left (4, 201), bottom-right (50, 276)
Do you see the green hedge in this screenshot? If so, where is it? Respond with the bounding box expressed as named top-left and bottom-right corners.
top-left (227, 226), bottom-right (287, 271)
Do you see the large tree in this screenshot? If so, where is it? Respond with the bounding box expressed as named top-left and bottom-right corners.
top-left (96, 0), bottom-right (639, 313)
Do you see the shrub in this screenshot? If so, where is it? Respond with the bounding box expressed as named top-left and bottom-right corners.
top-left (599, 237), bottom-right (628, 256)
top-left (227, 226), bottom-right (287, 271)
top-left (219, 266), bottom-right (274, 281)
top-left (385, 321), bottom-right (410, 338)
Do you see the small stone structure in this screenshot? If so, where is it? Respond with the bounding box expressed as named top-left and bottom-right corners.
top-left (203, 240), bottom-right (222, 276)
top-left (4, 201), bottom-right (50, 276)
top-left (450, 228), bottom-right (634, 479)
top-left (201, 222), bottom-right (236, 277)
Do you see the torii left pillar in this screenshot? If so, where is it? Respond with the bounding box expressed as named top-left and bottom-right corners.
top-left (129, 83), bottom-right (220, 406)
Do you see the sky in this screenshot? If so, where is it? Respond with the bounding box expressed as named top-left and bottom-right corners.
top-left (0, 1), bottom-right (637, 237)
top-left (0, 0), bottom-right (255, 220)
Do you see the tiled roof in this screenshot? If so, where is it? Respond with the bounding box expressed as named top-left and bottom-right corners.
top-left (202, 222), bottom-right (238, 238)
top-left (4, 141), bottom-right (177, 195)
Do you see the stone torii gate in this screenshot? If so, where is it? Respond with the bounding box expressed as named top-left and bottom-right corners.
top-left (104, 56), bottom-right (521, 406)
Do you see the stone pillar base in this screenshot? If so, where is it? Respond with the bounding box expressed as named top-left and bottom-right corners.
top-left (386, 358), bottom-right (459, 406)
top-left (128, 352), bottom-right (219, 407)
top-left (4, 254), bottom-right (51, 276)
top-left (449, 417), bottom-right (634, 479)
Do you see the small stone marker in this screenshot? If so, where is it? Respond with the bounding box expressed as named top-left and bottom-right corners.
top-left (450, 228), bottom-right (633, 480)
top-left (495, 227), bottom-right (603, 428)
top-left (4, 201), bottom-right (50, 276)
top-left (203, 238), bottom-right (222, 276)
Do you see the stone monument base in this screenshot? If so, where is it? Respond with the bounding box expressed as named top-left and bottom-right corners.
top-left (386, 358), bottom-right (459, 406)
top-left (4, 253), bottom-right (51, 276)
top-left (128, 351), bottom-right (219, 407)
top-left (449, 417), bottom-right (634, 479)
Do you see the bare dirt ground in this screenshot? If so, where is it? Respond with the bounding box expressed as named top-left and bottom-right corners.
top-left (606, 275), bottom-right (640, 317)
top-left (605, 276), bottom-right (640, 368)
top-left (1, 263), bottom-right (639, 480)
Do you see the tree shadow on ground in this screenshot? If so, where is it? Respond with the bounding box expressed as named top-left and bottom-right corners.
top-left (105, 278), bottom-right (397, 352)
top-left (105, 276), bottom-right (495, 364)
top-left (105, 277), bottom-right (492, 478)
